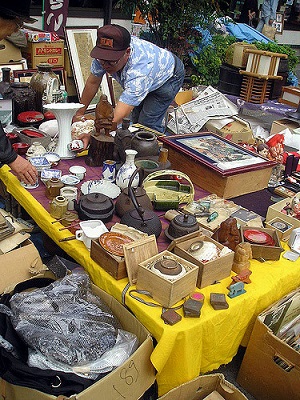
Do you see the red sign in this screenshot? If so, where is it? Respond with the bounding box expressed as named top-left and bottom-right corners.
top-left (44, 0), bottom-right (69, 37)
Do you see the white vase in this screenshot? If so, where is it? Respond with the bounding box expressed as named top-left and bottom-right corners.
top-left (43, 103), bottom-right (84, 159)
top-left (116, 149), bottom-right (139, 190)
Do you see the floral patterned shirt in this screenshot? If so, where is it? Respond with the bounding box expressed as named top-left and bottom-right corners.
top-left (91, 35), bottom-right (175, 106)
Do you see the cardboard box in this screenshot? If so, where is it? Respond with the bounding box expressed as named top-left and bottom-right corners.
top-left (240, 226), bottom-right (283, 261)
top-left (270, 118), bottom-right (300, 135)
top-left (225, 42), bottom-right (257, 68)
top-left (205, 116), bottom-right (254, 144)
top-left (22, 40), bottom-right (64, 69)
top-left (137, 250), bottom-right (199, 308)
top-left (159, 373), bottom-right (248, 400)
top-left (167, 232), bottom-right (234, 289)
top-left (237, 289), bottom-right (300, 400)
top-left (0, 39), bottom-right (22, 63)
top-left (265, 217), bottom-right (294, 240)
top-left (90, 239), bottom-right (127, 280)
top-left (266, 197), bottom-right (300, 230)
top-left (0, 242), bottom-right (156, 400)
top-left (0, 240), bottom-right (45, 292)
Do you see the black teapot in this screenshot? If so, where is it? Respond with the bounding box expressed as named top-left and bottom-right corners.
top-left (74, 193), bottom-right (114, 222)
top-left (115, 168), bottom-right (153, 217)
top-left (120, 169), bottom-right (162, 237)
top-left (165, 213), bottom-right (199, 241)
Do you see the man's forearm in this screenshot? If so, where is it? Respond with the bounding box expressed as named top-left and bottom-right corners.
top-left (78, 74), bottom-right (103, 115)
top-left (112, 101), bottom-right (134, 126)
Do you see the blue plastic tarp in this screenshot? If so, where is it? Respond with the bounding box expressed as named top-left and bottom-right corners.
top-left (223, 21), bottom-right (272, 44)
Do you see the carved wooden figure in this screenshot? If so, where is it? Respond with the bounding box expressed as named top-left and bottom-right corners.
top-left (232, 242), bottom-right (252, 274)
top-left (94, 94), bottom-right (114, 136)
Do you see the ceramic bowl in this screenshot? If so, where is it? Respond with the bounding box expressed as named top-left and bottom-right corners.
top-left (12, 142), bottom-right (30, 155)
top-left (43, 152), bottom-right (61, 167)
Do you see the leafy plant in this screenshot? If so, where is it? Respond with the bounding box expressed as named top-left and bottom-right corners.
top-left (190, 33), bottom-right (237, 86)
top-left (253, 41), bottom-right (299, 72)
top-left (115, 0), bottom-right (225, 51)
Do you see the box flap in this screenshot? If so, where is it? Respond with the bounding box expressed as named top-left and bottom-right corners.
top-left (0, 241), bottom-right (45, 293)
top-left (123, 235), bottom-right (158, 285)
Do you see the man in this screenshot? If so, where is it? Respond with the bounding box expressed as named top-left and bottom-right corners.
top-left (0, 0), bottom-right (38, 185)
top-left (256, 0), bottom-right (279, 32)
top-left (74, 24), bottom-right (185, 139)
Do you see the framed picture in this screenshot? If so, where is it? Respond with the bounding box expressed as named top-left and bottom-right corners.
top-left (64, 27), bottom-right (112, 111)
top-left (160, 133), bottom-right (276, 177)
top-left (0, 60), bottom-right (27, 80)
top-left (13, 67), bottom-right (66, 87)
top-left (274, 12), bottom-right (284, 34)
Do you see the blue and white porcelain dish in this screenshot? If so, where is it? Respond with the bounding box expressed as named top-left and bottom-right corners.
top-left (60, 174), bottom-right (81, 186)
top-left (80, 180), bottom-right (121, 199)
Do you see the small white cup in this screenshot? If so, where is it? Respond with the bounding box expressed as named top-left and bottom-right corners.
top-left (75, 220), bottom-right (108, 250)
top-left (69, 165), bottom-right (86, 181)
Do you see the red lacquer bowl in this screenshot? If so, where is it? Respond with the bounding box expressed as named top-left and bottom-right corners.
top-left (12, 142), bottom-right (30, 155)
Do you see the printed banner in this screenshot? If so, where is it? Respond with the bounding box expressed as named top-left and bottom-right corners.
top-left (44, 0), bottom-right (69, 37)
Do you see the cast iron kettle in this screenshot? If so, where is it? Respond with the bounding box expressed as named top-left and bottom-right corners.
top-left (120, 169), bottom-right (162, 237)
top-left (165, 213), bottom-right (199, 241)
top-left (115, 169), bottom-right (153, 217)
top-left (74, 193), bottom-right (115, 222)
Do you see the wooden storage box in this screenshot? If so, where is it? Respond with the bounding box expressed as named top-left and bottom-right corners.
top-left (90, 239), bottom-right (127, 280)
top-left (137, 250), bottom-right (199, 308)
top-left (167, 232), bottom-right (234, 289)
top-left (240, 226), bottom-right (283, 261)
top-left (266, 197), bottom-right (300, 230)
top-left (225, 42), bottom-right (257, 68)
top-left (279, 86), bottom-right (300, 107)
top-left (160, 133), bottom-right (276, 199)
top-left (265, 217), bottom-right (294, 240)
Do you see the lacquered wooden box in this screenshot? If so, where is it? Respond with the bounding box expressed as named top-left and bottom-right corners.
top-left (160, 133), bottom-right (276, 199)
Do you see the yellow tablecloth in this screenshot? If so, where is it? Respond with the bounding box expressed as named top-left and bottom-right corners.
top-left (1, 165), bottom-right (300, 396)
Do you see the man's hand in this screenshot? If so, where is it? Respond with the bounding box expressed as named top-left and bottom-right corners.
top-left (8, 156), bottom-right (38, 185)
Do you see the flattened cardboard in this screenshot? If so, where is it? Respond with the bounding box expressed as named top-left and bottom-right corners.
top-left (123, 235), bottom-right (158, 285)
top-left (158, 373), bottom-right (248, 400)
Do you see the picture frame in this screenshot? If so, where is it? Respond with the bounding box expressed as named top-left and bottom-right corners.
top-left (0, 60), bottom-right (27, 80)
top-left (64, 27), bottom-right (112, 111)
top-left (160, 132), bottom-right (276, 177)
top-left (13, 67), bottom-right (66, 87)
top-left (274, 12), bottom-right (284, 34)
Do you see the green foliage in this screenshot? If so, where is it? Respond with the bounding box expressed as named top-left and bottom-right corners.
top-left (115, 0), bottom-right (225, 50)
top-left (253, 41), bottom-right (299, 72)
top-left (191, 34), bottom-right (237, 86)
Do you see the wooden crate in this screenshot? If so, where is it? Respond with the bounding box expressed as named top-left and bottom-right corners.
top-left (240, 75), bottom-right (272, 104)
top-left (244, 49), bottom-right (287, 77)
top-left (279, 86), bottom-right (300, 107)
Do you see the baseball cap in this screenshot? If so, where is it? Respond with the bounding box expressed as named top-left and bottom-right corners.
top-left (90, 24), bottom-right (131, 61)
top-left (0, 0), bottom-right (37, 24)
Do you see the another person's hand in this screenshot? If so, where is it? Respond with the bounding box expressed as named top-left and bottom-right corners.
top-left (8, 156), bottom-right (38, 185)
top-left (77, 132), bottom-right (91, 150)
top-left (73, 113), bottom-right (86, 123)
top-left (269, 19), bottom-right (274, 25)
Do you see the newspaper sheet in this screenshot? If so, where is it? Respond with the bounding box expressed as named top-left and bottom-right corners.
top-left (167, 86), bottom-right (238, 134)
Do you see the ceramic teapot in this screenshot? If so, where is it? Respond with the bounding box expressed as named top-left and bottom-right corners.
top-left (115, 168), bottom-right (153, 217)
top-left (120, 169), bottom-right (162, 237)
top-left (74, 193), bottom-right (114, 222)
